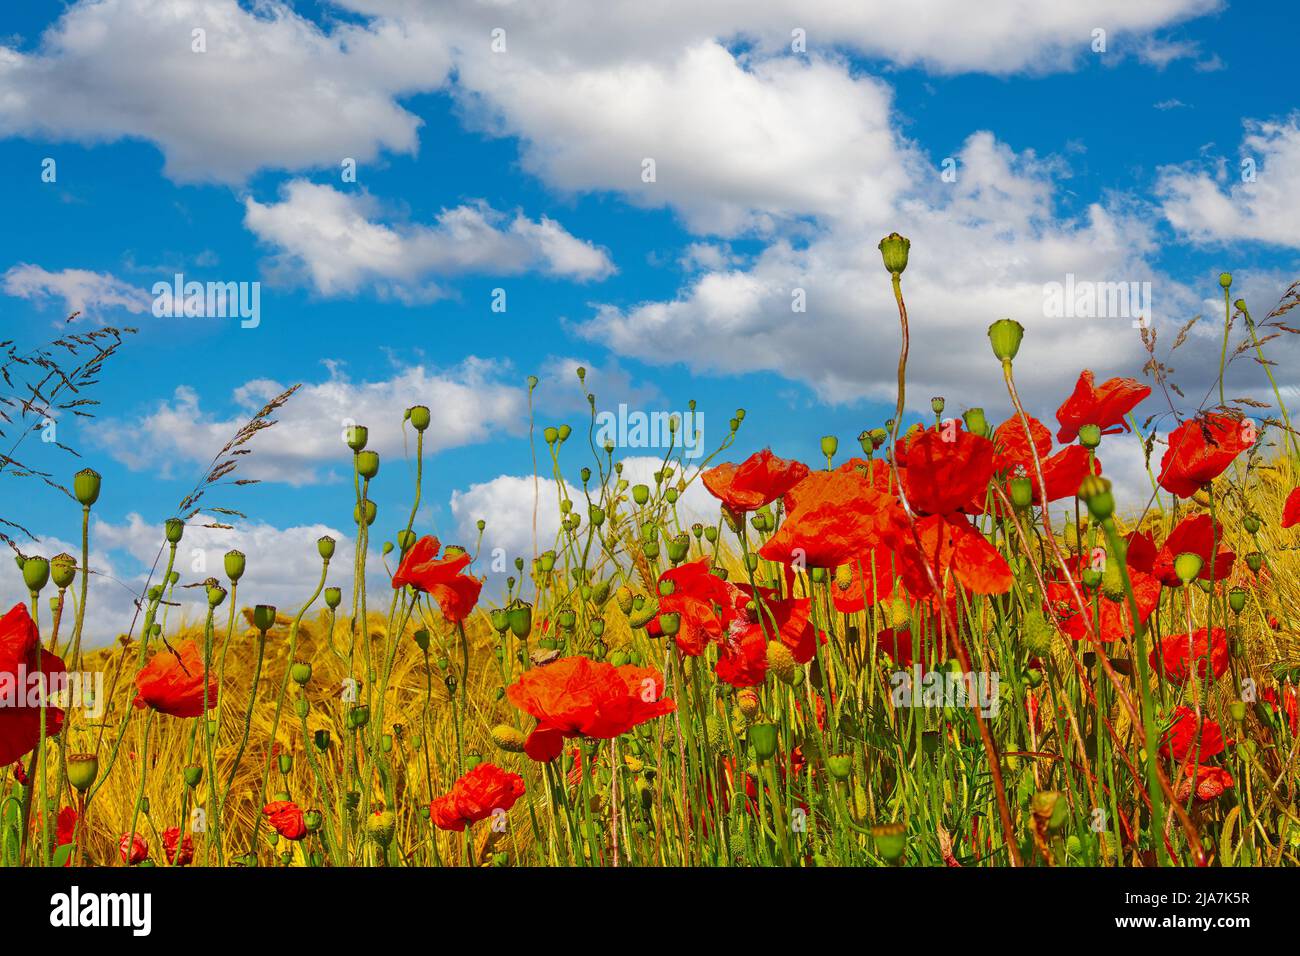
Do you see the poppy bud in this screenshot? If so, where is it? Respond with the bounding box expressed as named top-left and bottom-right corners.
top-left (183, 764), bottom-right (202, 787)
top-left (1077, 475), bottom-right (1114, 522)
top-left (1245, 551), bottom-right (1263, 573)
top-left (295, 698), bottom-right (309, 718)
top-left (51, 553), bottom-right (76, 590)
top-left (314, 729), bottom-right (331, 751)
top-left (1081, 567), bottom-right (1102, 589)
top-left (291, 661), bottom-right (312, 685)
top-left (543, 426), bottom-right (559, 445)
top-left (164, 518), bottom-right (185, 544)
top-left (356, 451), bottom-right (379, 480)
top-left (409, 405), bottom-right (431, 431)
top-left (962, 408), bottom-right (988, 438)
top-left (1010, 476), bottom-right (1033, 509)
top-left (877, 232), bottom-right (910, 276)
top-left (872, 822), bottom-right (907, 863)
top-left (67, 753), bottom-right (99, 793)
top-left (491, 725), bottom-right (527, 753)
top-left (21, 555), bottom-right (49, 594)
top-left (1077, 424), bottom-right (1102, 449)
top-left (354, 501), bottom-right (377, 526)
top-left (987, 318), bottom-right (1025, 363)
top-left (367, 810), bottom-right (396, 847)
top-left (74, 468), bottom-right (102, 507)
top-left (252, 604), bottom-right (277, 632)
top-left (317, 536), bottom-right (336, 560)
top-left (557, 424), bottom-right (572, 443)
top-left (749, 723), bottom-right (779, 761)
top-left (346, 425), bottom-right (368, 451)
top-left (1173, 552), bottom-right (1204, 585)
top-left (767, 642), bottom-right (798, 684)
top-left (278, 753), bottom-right (293, 774)
top-left (324, 587), bottom-right (341, 609)
top-left (1243, 514), bottom-right (1261, 535)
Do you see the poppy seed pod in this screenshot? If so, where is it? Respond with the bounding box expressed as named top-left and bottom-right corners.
top-left (931, 396), bottom-right (945, 416)
top-left (558, 424), bottom-right (572, 442)
top-left (409, 405), bottom-right (431, 431)
top-left (314, 729), bottom-right (331, 751)
top-left (826, 754), bottom-right (852, 780)
top-left (1010, 476), bottom-right (1033, 509)
top-left (1245, 551), bottom-right (1263, 573)
top-left (278, 753), bottom-right (293, 774)
top-left (350, 705), bottom-right (370, 728)
top-left (1229, 587), bottom-right (1247, 614)
top-left (1219, 272), bottom-right (1232, 289)
top-left (50, 553), bottom-right (76, 590)
top-left (1173, 551), bottom-right (1204, 585)
top-left (295, 697), bottom-right (309, 718)
top-left (1243, 514), bottom-right (1261, 535)
top-left (317, 536), bottom-right (336, 560)
top-left (21, 555), bottom-right (49, 594)
top-left (543, 426), bottom-right (559, 445)
top-left (291, 661), bottom-right (312, 685)
top-left (164, 518), bottom-right (185, 544)
top-left (356, 451), bottom-right (380, 480)
top-left (632, 484), bottom-right (650, 506)
top-left (749, 723), bottom-right (779, 761)
top-left (820, 435), bottom-right (838, 460)
top-left (303, 809), bottom-right (324, 833)
top-left (1077, 423), bottom-right (1102, 449)
top-left (987, 318), bottom-right (1025, 363)
top-left (354, 500), bottom-right (377, 526)
top-left (873, 822), bottom-right (907, 863)
top-left (324, 587), bottom-right (341, 609)
top-left (657, 611), bottom-right (681, 636)
top-left (345, 425), bottom-right (368, 451)
top-left (183, 764), bottom-right (203, 787)
top-left (962, 408), bottom-right (988, 438)
top-left (1031, 790), bottom-right (1069, 833)
top-left (877, 232), bottom-right (910, 276)
top-left (252, 604), bottom-right (278, 632)
top-left (207, 584), bottom-right (227, 608)
top-left (507, 602), bottom-right (533, 639)
top-left (224, 549), bottom-right (245, 582)
top-left (67, 753), bottom-right (99, 793)
top-left (74, 468), bottom-right (102, 507)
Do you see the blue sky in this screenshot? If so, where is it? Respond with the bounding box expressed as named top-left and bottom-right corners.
top-left (1, 1), bottom-right (1297, 639)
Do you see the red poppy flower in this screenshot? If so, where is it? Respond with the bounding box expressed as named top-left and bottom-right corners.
top-left (895, 513), bottom-right (1013, 598)
top-left (657, 559), bottom-right (739, 656)
top-left (1151, 513), bottom-right (1235, 586)
top-left (1282, 487), bottom-right (1300, 528)
top-left (506, 656), bottom-right (675, 762)
top-left (119, 833), bottom-right (148, 865)
top-left (873, 626), bottom-right (946, 669)
top-left (392, 536), bottom-right (483, 623)
top-left (134, 640), bottom-right (217, 719)
top-left (1046, 570), bottom-right (1161, 644)
top-left (1260, 684), bottom-right (1298, 735)
top-left (0, 603), bottom-right (66, 766)
top-left (896, 425), bottom-right (995, 516)
top-left (11, 761), bottom-right (26, 785)
top-left (1054, 370), bottom-right (1151, 444)
top-left (1175, 764), bottom-right (1234, 803)
top-left (429, 762), bottom-right (526, 832)
top-left (702, 449), bottom-right (809, 514)
top-left (715, 626), bottom-right (768, 688)
top-left (829, 548), bottom-right (899, 612)
top-left (759, 470), bottom-right (907, 569)
top-left (1158, 413), bottom-right (1253, 498)
top-left (993, 415), bottom-right (1101, 504)
top-left (262, 800), bottom-right (308, 841)
top-left (163, 826), bottom-right (194, 866)
top-left (835, 457), bottom-right (896, 492)
top-left (54, 807), bottom-right (77, 866)
top-left (1149, 628), bottom-right (1230, 684)
top-left (1160, 706), bottom-right (1225, 762)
